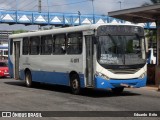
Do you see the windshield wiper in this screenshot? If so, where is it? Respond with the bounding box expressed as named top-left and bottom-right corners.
top-left (108, 34), bottom-right (117, 46)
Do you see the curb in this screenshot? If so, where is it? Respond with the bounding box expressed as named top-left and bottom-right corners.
top-left (142, 86), bottom-right (158, 91)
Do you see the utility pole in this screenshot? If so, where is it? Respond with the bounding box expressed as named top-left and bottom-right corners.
top-left (90, 0), bottom-right (95, 24)
top-left (78, 11), bottom-right (81, 25)
top-left (38, 0), bottom-right (42, 13)
top-left (15, 0), bottom-right (17, 10)
top-left (47, 0), bottom-right (50, 27)
top-left (118, 1), bottom-right (122, 10)
top-left (15, 0), bottom-right (18, 23)
top-left (38, 0), bottom-right (42, 30)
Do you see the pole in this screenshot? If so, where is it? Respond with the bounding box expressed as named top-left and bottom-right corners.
top-left (15, 0), bottom-right (18, 23)
top-left (118, 1), bottom-right (122, 10)
top-left (47, 0), bottom-right (49, 12)
top-left (38, 0), bottom-right (42, 13)
top-left (78, 11), bottom-right (81, 25)
top-left (15, 0), bottom-right (17, 10)
top-left (47, 0), bottom-right (49, 25)
top-left (91, 0), bottom-right (95, 24)
top-left (156, 20), bottom-right (160, 91)
top-left (38, 0), bottom-right (42, 30)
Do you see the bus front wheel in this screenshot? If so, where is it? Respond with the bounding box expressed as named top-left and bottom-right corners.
top-left (70, 74), bottom-right (81, 95)
top-left (111, 87), bottom-right (124, 94)
top-left (25, 71), bottom-right (32, 87)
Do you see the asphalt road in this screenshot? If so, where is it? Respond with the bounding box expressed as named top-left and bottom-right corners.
top-left (0, 78), bottom-right (160, 120)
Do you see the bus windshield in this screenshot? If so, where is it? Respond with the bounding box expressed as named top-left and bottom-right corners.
top-left (97, 35), bottom-right (146, 68)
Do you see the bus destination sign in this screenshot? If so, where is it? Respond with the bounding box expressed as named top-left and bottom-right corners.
top-left (97, 25), bottom-right (144, 36)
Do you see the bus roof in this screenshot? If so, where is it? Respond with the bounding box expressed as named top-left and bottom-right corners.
top-left (9, 23), bottom-right (143, 39)
top-left (0, 44), bottom-right (8, 49)
top-left (0, 46), bottom-right (8, 49)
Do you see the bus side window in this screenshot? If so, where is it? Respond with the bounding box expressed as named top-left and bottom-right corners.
top-left (67, 32), bottom-right (82, 54)
top-left (53, 34), bottom-right (66, 54)
top-left (23, 37), bottom-right (29, 55)
top-left (30, 36), bottom-right (40, 55)
top-left (4, 50), bottom-right (8, 56)
top-left (41, 35), bottom-right (52, 55)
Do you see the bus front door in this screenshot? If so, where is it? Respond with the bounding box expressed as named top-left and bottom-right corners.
top-left (85, 36), bottom-right (94, 87)
top-left (14, 41), bottom-right (20, 79)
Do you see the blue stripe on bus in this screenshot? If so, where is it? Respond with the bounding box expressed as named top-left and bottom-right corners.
top-left (8, 57), bottom-right (14, 78)
top-left (95, 76), bottom-right (147, 89)
top-left (20, 70), bottom-right (85, 88)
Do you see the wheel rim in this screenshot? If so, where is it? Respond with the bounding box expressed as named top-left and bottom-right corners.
top-left (26, 74), bottom-right (30, 85)
top-left (72, 79), bottom-right (79, 89)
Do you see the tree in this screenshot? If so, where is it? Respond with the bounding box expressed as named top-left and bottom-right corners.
top-left (12, 30), bottom-right (28, 34)
top-left (141, 2), bottom-right (150, 6)
top-left (141, 0), bottom-right (159, 45)
top-left (150, 0), bottom-right (160, 3)
top-left (145, 30), bottom-right (156, 40)
top-left (142, 0), bottom-right (160, 6)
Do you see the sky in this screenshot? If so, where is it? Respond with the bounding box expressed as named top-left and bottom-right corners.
top-left (0, 0), bottom-right (152, 30)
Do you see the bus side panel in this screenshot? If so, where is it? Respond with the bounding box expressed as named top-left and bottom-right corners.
top-left (8, 55), bottom-right (14, 78)
top-left (20, 69), bottom-right (85, 87)
top-left (19, 69), bottom-right (25, 80)
top-left (8, 39), bottom-right (14, 78)
top-left (79, 74), bottom-right (85, 88)
top-left (32, 71), bottom-right (69, 86)
top-left (19, 55), bottom-right (85, 87)
top-left (19, 69), bottom-right (69, 85)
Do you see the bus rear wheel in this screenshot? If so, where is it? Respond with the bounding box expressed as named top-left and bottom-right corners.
top-left (25, 71), bottom-right (32, 87)
top-left (111, 87), bottom-right (124, 94)
top-left (70, 74), bottom-right (81, 95)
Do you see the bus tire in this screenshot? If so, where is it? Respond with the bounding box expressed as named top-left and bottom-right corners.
top-left (111, 87), bottom-right (124, 94)
top-left (25, 71), bottom-right (32, 87)
top-left (70, 74), bottom-right (81, 95)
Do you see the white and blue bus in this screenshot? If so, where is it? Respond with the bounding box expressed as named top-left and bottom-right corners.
top-left (8, 24), bottom-right (147, 94)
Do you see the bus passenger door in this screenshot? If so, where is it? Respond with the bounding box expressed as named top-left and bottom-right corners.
top-left (85, 36), bottom-right (94, 87)
top-left (14, 41), bottom-right (20, 79)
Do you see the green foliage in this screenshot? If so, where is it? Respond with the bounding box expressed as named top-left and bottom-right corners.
top-left (142, 0), bottom-right (160, 6)
top-left (42, 26), bottom-right (54, 30)
top-left (145, 30), bottom-right (157, 42)
top-left (150, 0), bottom-right (160, 3)
top-left (12, 30), bottom-right (28, 34)
top-left (126, 40), bottom-right (133, 53)
top-left (141, 2), bottom-right (150, 6)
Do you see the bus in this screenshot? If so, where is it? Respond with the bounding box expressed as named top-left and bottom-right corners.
top-left (8, 24), bottom-right (147, 94)
top-left (0, 44), bottom-right (8, 60)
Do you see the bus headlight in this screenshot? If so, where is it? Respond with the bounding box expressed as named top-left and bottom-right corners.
top-left (95, 72), bottom-right (110, 80)
top-left (139, 72), bottom-right (146, 79)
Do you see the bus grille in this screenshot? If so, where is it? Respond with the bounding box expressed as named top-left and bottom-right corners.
top-left (108, 69), bottom-right (140, 74)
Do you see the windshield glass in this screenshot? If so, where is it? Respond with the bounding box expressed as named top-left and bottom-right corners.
top-left (97, 35), bottom-right (146, 66)
top-left (0, 62), bottom-right (7, 67)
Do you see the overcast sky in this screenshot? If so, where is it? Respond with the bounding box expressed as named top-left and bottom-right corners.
top-left (0, 0), bottom-right (152, 30)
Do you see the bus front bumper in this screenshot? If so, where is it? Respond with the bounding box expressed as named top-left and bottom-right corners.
top-left (94, 76), bottom-right (147, 89)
